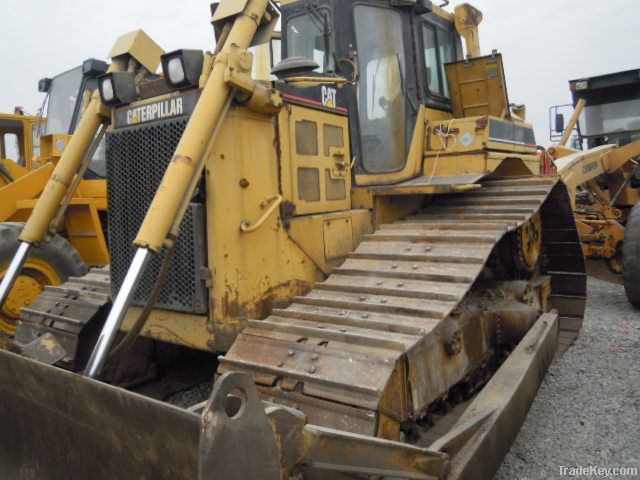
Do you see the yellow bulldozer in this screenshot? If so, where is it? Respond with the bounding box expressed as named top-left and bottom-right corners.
top-left (0, 60), bottom-right (113, 334)
top-left (549, 69), bottom-right (640, 307)
top-left (0, 1), bottom-right (587, 478)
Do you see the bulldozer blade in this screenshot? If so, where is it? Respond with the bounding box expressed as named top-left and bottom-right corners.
top-left (0, 349), bottom-right (449, 480)
top-left (0, 349), bottom-right (200, 479)
top-left (0, 312), bottom-right (558, 479)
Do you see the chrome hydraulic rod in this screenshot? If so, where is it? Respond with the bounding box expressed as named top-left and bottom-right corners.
top-left (0, 66), bottom-right (120, 313)
top-left (0, 242), bottom-right (32, 309)
top-left (84, 248), bottom-right (151, 378)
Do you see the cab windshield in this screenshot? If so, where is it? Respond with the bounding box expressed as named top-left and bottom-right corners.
top-left (580, 99), bottom-right (640, 137)
top-left (44, 67), bottom-right (83, 135)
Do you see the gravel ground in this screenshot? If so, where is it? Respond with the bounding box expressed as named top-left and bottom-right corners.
top-left (495, 277), bottom-right (640, 479)
top-left (166, 379), bottom-right (212, 408)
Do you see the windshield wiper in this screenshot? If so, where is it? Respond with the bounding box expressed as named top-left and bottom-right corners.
top-left (306, 4), bottom-right (332, 71)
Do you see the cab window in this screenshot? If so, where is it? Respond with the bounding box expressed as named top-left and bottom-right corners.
top-left (286, 8), bottom-right (333, 73)
top-left (423, 23), bottom-right (456, 99)
top-left (32, 123), bottom-right (42, 159)
top-left (2, 133), bottom-right (20, 163)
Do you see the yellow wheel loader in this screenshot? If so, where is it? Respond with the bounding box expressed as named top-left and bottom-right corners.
top-left (549, 69), bottom-right (640, 306)
top-left (0, 1), bottom-right (586, 478)
top-left (0, 61), bottom-right (112, 335)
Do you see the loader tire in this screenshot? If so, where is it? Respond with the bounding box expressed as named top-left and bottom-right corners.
top-left (623, 204), bottom-right (640, 308)
top-left (0, 222), bottom-right (88, 334)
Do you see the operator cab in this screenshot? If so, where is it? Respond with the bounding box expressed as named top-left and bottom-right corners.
top-left (570, 69), bottom-right (640, 149)
top-left (38, 59), bottom-right (108, 177)
top-left (0, 115), bottom-right (32, 167)
top-left (279, 0), bottom-right (463, 176)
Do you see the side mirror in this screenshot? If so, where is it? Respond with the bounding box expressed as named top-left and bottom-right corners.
top-left (555, 113), bottom-right (565, 133)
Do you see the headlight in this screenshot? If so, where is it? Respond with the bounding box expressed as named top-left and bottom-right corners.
top-left (161, 49), bottom-right (204, 89)
top-left (38, 77), bottom-right (52, 93)
top-left (100, 77), bottom-right (115, 103)
top-left (167, 57), bottom-right (185, 84)
top-left (97, 72), bottom-right (137, 106)
top-left (574, 80), bottom-right (589, 91)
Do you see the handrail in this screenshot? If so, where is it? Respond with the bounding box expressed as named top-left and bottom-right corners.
top-left (240, 194), bottom-right (283, 233)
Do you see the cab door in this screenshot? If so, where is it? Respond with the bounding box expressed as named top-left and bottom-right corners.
top-left (351, 4), bottom-right (421, 186)
top-left (286, 104), bottom-right (351, 216)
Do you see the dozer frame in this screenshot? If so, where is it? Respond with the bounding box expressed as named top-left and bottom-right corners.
top-left (0, 0), bottom-right (586, 478)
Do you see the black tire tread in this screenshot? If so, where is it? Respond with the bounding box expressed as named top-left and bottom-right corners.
top-left (623, 204), bottom-right (640, 308)
top-left (0, 222), bottom-right (88, 282)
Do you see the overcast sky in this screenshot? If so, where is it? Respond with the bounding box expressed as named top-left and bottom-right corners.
top-left (0, 0), bottom-right (638, 143)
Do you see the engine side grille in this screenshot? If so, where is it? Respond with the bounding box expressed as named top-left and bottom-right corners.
top-left (106, 118), bottom-right (209, 314)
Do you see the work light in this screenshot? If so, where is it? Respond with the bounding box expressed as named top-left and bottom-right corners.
top-left (574, 81), bottom-right (589, 91)
top-left (82, 58), bottom-right (108, 77)
top-left (97, 72), bottom-right (137, 107)
top-left (161, 49), bottom-right (204, 89)
top-left (38, 77), bottom-right (52, 93)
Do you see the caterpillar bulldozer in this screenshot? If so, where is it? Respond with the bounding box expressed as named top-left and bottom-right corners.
top-left (0, 60), bottom-right (114, 335)
top-left (549, 69), bottom-right (640, 306)
top-left (0, 0), bottom-right (587, 478)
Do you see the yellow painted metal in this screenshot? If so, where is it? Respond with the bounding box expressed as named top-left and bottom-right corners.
top-left (287, 209), bottom-right (372, 275)
top-left (323, 216), bottom-right (353, 260)
top-left (424, 150), bottom-right (539, 179)
top-left (0, 257), bottom-right (61, 334)
top-left (518, 212), bottom-right (542, 270)
top-left (0, 164), bottom-right (54, 222)
top-left (552, 140), bottom-right (640, 207)
top-left (40, 134), bottom-right (71, 161)
top-left (559, 98), bottom-right (586, 147)
top-left (446, 54), bottom-right (509, 119)
top-left (109, 30), bottom-right (165, 73)
top-left (426, 116), bottom-right (536, 156)
top-left (16, 30), bottom-right (163, 249)
top-left (0, 160), bottom-right (28, 183)
top-left (240, 194), bottom-right (283, 233)
top-left (281, 104), bottom-right (351, 215)
top-left (453, 4), bottom-right (483, 58)
top-left (355, 105), bottom-right (427, 187)
top-left (204, 108), bottom-right (324, 351)
top-left (0, 113), bottom-right (39, 171)
top-left (121, 307), bottom-right (210, 351)
top-left (18, 93), bottom-right (107, 245)
top-left (64, 202), bottom-right (109, 266)
top-left (134, 0), bottom-right (271, 252)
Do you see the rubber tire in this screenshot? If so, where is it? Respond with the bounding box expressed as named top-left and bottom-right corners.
top-left (623, 204), bottom-right (640, 308)
top-left (0, 222), bottom-right (88, 288)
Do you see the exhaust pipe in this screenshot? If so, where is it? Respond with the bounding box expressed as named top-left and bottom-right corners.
top-left (84, 248), bottom-right (151, 378)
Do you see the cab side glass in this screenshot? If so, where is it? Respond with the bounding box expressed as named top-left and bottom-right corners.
top-left (2, 133), bottom-right (23, 165)
top-left (286, 10), bottom-right (334, 73)
top-left (423, 23), bottom-right (456, 99)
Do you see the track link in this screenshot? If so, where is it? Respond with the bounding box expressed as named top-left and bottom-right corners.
top-left (219, 177), bottom-right (586, 435)
top-left (14, 267), bottom-right (112, 370)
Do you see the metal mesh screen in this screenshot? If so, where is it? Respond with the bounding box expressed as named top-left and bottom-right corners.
top-left (106, 118), bottom-right (209, 314)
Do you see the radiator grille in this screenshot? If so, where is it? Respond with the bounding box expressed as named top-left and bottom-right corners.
top-left (106, 118), bottom-right (209, 314)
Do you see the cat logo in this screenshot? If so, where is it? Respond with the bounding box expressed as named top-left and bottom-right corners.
top-left (321, 86), bottom-right (337, 109)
